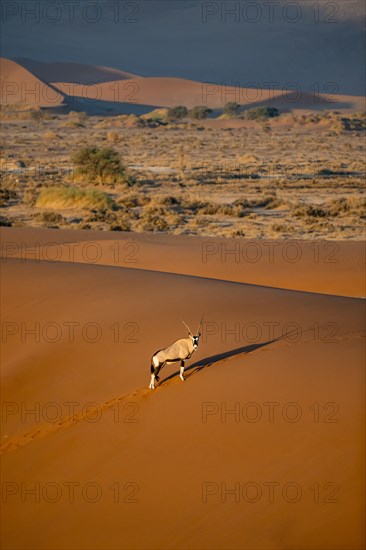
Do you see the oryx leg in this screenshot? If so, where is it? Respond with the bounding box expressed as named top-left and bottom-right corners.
top-left (180, 359), bottom-right (185, 382)
top-left (149, 357), bottom-right (164, 389)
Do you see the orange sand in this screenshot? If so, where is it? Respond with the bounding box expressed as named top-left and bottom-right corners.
top-left (1, 229), bottom-right (365, 550)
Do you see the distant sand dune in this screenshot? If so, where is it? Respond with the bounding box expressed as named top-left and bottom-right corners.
top-left (1, 57), bottom-right (364, 113)
top-left (14, 58), bottom-right (141, 84)
top-left (0, 58), bottom-right (64, 107)
top-left (52, 76), bottom-right (366, 111)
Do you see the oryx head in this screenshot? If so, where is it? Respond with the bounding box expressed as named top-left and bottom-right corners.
top-left (182, 316), bottom-right (203, 350)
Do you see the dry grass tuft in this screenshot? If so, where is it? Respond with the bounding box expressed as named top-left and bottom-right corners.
top-left (36, 186), bottom-right (115, 211)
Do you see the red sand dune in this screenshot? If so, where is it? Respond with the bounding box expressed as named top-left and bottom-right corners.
top-left (1, 228), bottom-right (365, 550)
top-left (1, 57), bottom-right (363, 113)
top-left (14, 58), bottom-right (141, 84)
top-left (1, 228), bottom-right (364, 297)
top-left (52, 76), bottom-right (365, 111)
top-left (0, 58), bottom-right (64, 107)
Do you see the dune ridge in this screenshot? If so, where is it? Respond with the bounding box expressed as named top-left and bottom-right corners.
top-left (1, 57), bottom-right (364, 113)
top-left (52, 76), bottom-right (365, 111)
top-left (1, 228), bottom-right (364, 297)
top-left (14, 58), bottom-right (141, 84)
top-left (0, 58), bottom-right (64, 107)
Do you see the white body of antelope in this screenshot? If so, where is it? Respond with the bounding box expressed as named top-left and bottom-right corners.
top-left (149, 319), bottom-right (202, 389)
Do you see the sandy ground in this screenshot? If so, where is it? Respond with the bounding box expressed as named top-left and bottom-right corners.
top-left (1, 229), bottom-right (365, 550)
top-left (1, 115), bottom-right (365, 241)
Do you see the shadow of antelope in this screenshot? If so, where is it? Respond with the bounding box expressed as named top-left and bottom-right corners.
top-left (156, 327), bottom-right (308, 388)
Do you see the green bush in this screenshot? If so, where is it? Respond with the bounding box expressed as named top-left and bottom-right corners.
top-left (244, 107), bottom-right (279, 120)
top-left (167, 106), bottom-right (188, 121)
top-left (223, 102), bottom-right (241, 117)
top-left (72, 147), bottom-right (134, 185)
top-left (188, 106), bottom-right (212, 120)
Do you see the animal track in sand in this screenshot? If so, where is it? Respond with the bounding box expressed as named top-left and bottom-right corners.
top-left (1, 330), bottom-right (363, 454)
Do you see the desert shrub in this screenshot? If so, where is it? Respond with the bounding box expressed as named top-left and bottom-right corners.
top-left (0, 158), bottom-right (26, 172)
top-left (107, 131), bottom-right (120, 143)
top-left (140, 213), bottom-right (169, 232)
top-left (72, 147), bottom-right (134, 185)
top-left (124, 115), bottom-right (146, 128)
top-left (43, 130), bottom-right (57, 141)
top-left (110, 218), bottom-right (132, 231)
top-left (118, 193), bottom-right (150, 208)
top-left (199, 203), bottom-right (220, 215)
top-left (30, 109), bottom-right (45, 124)
top-left (233, 199), bottom-right (251, 208)
top-left (142, 205), bottom-right (166, 217)
top-left (0, 188), bottom-right (18, 207)
top-left (22, 187), bottom-right (38, 206)
top-left (198, 203), bottom-right (245, 217)
top-left (61, 120), bottom-right (83, 129)
top-left (349, 197), bottom-right (366, 215)
top-left (338, 115), bottom-right (366, 132)
top-left (328, 198), bottom-right (350, 216)
top-left (223, 102), bottom-right (241, 117)
top-left (232, 197), bottom-right (280, 210)
top-left (159, 196), bottom-right (182, 207)
top-left (165, 212), bottom-right (184, 226)
top-left (244, 107), bottom-right (279, 120)
top-left (167, 106), bottom-right (188, 121)
top-left (36, 186), bottom-right (115, 210)
top-left (327, 197), bottom-right (365, 217)
top-left (188, 106), bottom-right (212, 120)
top-left (143, 108), bottom-right (169, 122)
top-left (271, 223), bottom-right (292, 233)
top-left (34, 211), bottom-right (64, 227)
top-left (0, 215), bottom-right (12, 226)
top-left (177, 199), bottom-right (208, 213)
top-left (68, 111), bottom-right (87, 125)
top-left (228, 205), bottom-right (246, 217)
top-left (85, 208), bottom-right (117, 224)
top-left (109, 214), bottom-right (132, 231)
top-left (292, 203), bottom-right (328, 218)
top-left (250, 195), bottom-right (282, 209)
top-left (232, 230), bottom-right (246, 237)
top-left (189, 216), bottom-right (212, 230)
top-left (110, 223), bottom-right (131, 231)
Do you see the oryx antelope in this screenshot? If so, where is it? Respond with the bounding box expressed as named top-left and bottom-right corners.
top-left (149, 318), bottom-right (203, 389)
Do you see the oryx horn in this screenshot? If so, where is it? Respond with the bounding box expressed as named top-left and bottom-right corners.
top-left (181, 320), bottom-right (192, 335)
top-left (197, 315), bottom-right (204, 335)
